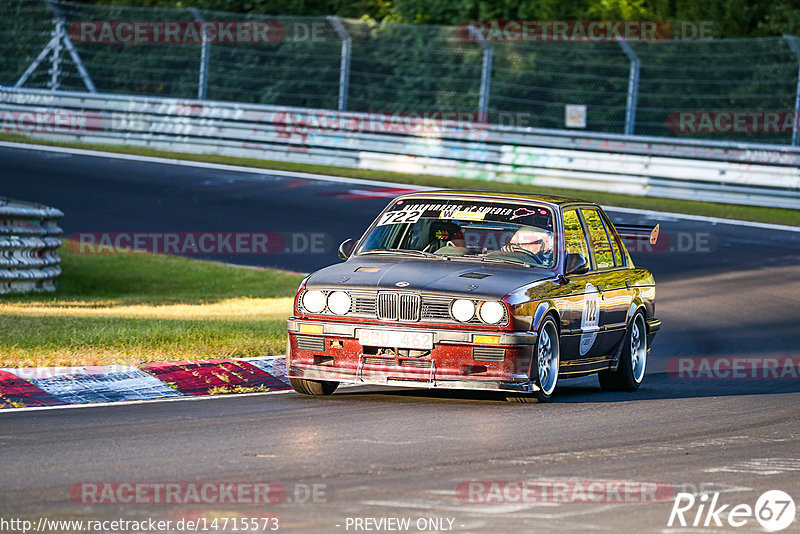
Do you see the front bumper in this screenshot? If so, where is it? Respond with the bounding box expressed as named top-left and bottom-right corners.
top-left (286, 318), bottom-right (539, 393)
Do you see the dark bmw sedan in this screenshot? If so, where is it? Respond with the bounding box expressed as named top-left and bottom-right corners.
top-left (286, 190), bottom-right (660, 402)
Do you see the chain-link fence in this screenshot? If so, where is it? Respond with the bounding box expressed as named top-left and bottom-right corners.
top-left (2, 0), bottom-right (800, 144)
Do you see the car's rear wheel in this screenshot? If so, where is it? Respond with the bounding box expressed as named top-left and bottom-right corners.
top-left (289, 378), bottom-right (339, 396)
top-left (507, 316), bottom-right (560, 403)
top-left (598, 311), bottom-right (647, 392)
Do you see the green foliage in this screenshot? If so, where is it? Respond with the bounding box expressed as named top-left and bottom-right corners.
top-left (71, 0), bottom-right (798, 37)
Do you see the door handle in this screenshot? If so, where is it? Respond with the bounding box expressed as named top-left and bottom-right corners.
top-left (625, 281), bottom-right (631, 290)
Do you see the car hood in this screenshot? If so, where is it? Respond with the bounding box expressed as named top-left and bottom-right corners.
top-left (305, 254), bottom-right (555, 299)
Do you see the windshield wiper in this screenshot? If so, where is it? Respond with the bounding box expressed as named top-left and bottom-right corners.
top-left (445, 254), bottom-right (528, 267)
top-left (481, 257), bottom-right (530, 267)
top-left (359, 249), bottom-right (448, 260)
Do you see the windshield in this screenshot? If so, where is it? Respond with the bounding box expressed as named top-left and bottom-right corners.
top-left (358, 198), bottom-right (557, 268)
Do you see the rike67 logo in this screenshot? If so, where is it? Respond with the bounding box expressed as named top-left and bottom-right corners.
top-left (668, 490), bottom-right (796, 531)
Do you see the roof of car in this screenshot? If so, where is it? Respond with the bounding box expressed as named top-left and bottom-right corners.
top-left (396, 189), bottom-right (592, 207)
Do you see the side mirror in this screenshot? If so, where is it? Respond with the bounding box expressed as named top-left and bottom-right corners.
top-left (338, 238), bottom-right (357, 260)
top-left (564, 253), bottom-right (589, 275)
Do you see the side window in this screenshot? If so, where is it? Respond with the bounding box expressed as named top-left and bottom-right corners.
top-left (601, 215), bottom-right (625, 267)
top-left (580, 209), bottom-right (614, 269)
top-left (563, 209), bottom-right (590, 259)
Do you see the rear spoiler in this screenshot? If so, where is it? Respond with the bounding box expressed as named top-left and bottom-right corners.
top-left (615, 223), bottom-right (660, 245)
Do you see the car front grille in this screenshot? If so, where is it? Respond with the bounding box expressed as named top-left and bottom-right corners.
top-left (399, 359), bottom-right (433, 368)
top-left (362, 356), bottom-right (395, 366)
top-left (377, 292), bottom-right (421, 322)
top-left (376, 292), bottom-right (397, 320)
top-left (351, 290), bottom-right (377, 315)
top-left (473, 346), bottom-right (506, 362)
top-left (296, 335), bottom-right (325, 352)
top-left (299, 290), bottom-right (507, 325)
top-left (421, 295), bottom-right (454, 322)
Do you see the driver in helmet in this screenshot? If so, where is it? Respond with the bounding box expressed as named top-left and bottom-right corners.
top-left (427, 221), bottom-right (467, 255)
top-left (500, 227), bottom-right (554, 265)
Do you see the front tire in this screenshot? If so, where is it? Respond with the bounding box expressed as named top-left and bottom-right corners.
top-left (507, 316), bottom-right (560, 403)
top-left (598, 311), bottom-right (647, 392)
top-left (289, 378), bottom-right (339, 396)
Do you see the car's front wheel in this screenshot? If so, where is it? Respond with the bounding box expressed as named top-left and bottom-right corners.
top-left (507, 316), bottom-right (560, 403)
top-left (289, 378), bottom-right (339, 396)
top-left (598, 311), bottom-right (647, 392)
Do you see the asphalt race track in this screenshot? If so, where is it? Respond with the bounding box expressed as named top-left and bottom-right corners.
top-left (1, 144), bottom-right (799, 533)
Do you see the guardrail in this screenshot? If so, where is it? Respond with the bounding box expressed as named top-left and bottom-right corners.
top-left (2, 87), bottom-right (800, 209)
top-left (0, 197), bottom-right (63, 294)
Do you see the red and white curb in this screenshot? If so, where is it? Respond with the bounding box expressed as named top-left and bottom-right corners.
top-left (0, 356), bottom-right (289, 409)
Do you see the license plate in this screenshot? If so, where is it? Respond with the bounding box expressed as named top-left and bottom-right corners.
top-left (357, 329), bottom-right (433, 350)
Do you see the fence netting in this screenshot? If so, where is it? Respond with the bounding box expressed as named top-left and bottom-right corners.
top-left (2, 0), bottom-right (798, 144)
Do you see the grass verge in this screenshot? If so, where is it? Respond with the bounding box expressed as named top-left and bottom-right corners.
top-left (0, 243), bottom-right (304, 368)
top-left (2, 133), bottom-right (798, 227)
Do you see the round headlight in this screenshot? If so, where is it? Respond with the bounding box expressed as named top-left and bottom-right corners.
top-left (327, 291), bottom-right (351, 315)
top-left (302, 290), bottom-right (326, 313)
top-left (451, 299), bottom-right (475, 322)
top-left (479, 301), bottom-right (505, 324)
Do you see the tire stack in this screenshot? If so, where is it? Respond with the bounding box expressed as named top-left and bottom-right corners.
top-left (0, 197), bottom-right (63, 294)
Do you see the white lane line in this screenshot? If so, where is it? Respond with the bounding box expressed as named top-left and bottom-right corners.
top-left (705, 458), bottom-right (800, 476)
top-left (0, 387), bottom-right (293, 414)
top-left (3, 140), bottom-right (797, 232)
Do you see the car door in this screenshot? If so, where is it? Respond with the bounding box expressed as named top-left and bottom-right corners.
top-left (579, 207), bottom-right (633, 356)
top-left (558, 208), bottom-right (605, 361)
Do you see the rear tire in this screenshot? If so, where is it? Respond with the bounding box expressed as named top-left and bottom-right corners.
top-left (598, 311), bottom-right (647, 392)
top-left (506, 316), bottom-right (560, 403)
top-left (289, 378), bottom-right (339, 396)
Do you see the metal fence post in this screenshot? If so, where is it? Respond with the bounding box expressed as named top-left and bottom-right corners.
top-left (15, 35), bottom-right (57, 89)
top-left (784, 35), bottom-right (800, 146)
top-left (327, 16), bottom-right (351, 112)
top-left (618, 39), bottom-right (640, 136)
top-left (47, 0), bottom-right (96, 92)
top-left (47, 18), bottom-right (63, 91)
top-left (189, 7), bottom-right (210, 100)
top-left (478, 40), bottom-right (493, 122)
top-left (17, 1), bottom-right (97, 92)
